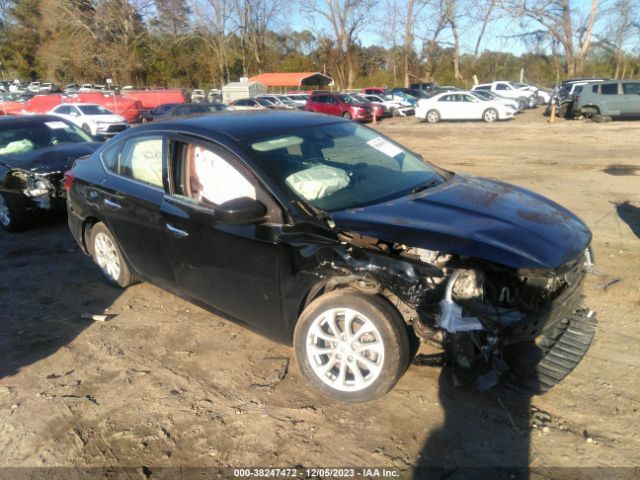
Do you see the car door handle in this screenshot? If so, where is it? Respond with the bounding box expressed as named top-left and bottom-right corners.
top-left (165, 223), bottom-right (189, 238)
top-left (104, 198), bottom-right (122, 209)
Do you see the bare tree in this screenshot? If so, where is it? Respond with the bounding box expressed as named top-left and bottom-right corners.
top-left (502, 0), bottom-right (601, 75)
top-left (596, 0), bottom-right (639, 78)
top-left (416, 0), bottom-right (449, 81)
top-left (303, 0), bottom-right (378, 88)
top-left (472, 0), bottom-right (496, 59)
top-left (232, 0), bottom-right (285, 76)
top-left (193, 0), bottom-right (232, 86)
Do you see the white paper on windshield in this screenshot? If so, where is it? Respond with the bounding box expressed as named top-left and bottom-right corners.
top-left (367, 136), bottom-right (403, 158)
top-left (45, 121), bottom-right (69, 130)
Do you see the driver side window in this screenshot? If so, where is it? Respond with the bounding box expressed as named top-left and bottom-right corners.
top-left (171, 141), bottom-right (256, 206)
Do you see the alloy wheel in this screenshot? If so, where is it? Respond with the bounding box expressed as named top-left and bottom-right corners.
top-left (305, 307), bottom-right (385, 392)
top-left (484, 109), bottom-right (498, 122)
top-left (94, 232), bottom-right (121, 281)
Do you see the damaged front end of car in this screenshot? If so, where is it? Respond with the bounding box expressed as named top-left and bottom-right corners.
top-left (5, 167), bottom-right (66, 211)
top-left (293, 226), bottom-right (596, 394)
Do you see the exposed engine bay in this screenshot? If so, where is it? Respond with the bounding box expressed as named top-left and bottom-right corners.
top-left (322, 230), bottom-right (595, 391)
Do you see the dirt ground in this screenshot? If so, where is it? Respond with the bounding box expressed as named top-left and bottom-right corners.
top-left (0, 109), bottom-right (639, 479)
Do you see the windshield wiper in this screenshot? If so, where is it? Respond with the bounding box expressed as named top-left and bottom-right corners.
top-left (410, 179), bottom-right (441, 195)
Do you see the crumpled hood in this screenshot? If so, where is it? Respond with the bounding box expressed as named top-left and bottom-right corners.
top-left (2, 142), bottom-right (101, 173)
top-left (331, 174), bottom-right (591, 269)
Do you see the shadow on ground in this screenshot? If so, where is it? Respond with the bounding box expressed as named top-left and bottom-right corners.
top-left (0, 219), bottom-right (122, 379)
top-left (615, 201), bottom-right (640, 240)
top-left (412, 366), bottom-right (532, 480)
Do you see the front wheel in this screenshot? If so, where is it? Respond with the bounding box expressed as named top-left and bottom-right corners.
top-left (342, 111), bottom-right (352, 120)
top-left (483, 108), bottom-right (498, 122)
top-left (426, 109), bottom-right (440, 123)
top-left (294, 289), bottom-right (410, 403)
top-left (89, 222), bottom-right (135, 288)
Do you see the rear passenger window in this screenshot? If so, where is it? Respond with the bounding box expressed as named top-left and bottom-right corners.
top-left (623, 83), bottom-right (640, 94)
top-left (601, 84), bottom-right (618, 95)
top-left (102, 135), bottom-right (164, 188)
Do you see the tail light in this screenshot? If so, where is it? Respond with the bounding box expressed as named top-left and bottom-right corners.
top-left (575, 95), bottom-right (580, 102)
top-left (63, 171), bottom-right (76, 192)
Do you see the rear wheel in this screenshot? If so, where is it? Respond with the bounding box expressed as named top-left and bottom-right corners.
top-left (294, 289), bottom-right (410, 403)
top-left (89, 222), bottom-right (134, 288)
top-left (426, 109), bottom-right (440, 123)
top-left (0, 192), bottom-right (28, 232)
top-left (483, 108), bottom-right (498, 122)
top-left (342, 111), bottom-right (352, 120)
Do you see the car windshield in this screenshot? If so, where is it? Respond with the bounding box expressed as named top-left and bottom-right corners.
top-left (78, 105), bottom-right (112, 115)
top-left (247, 122), bottom-right (444, 211)
top-left (0, 120), bottom-right (92, 156)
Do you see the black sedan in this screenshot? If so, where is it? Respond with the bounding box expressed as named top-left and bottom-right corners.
top-left (0, 115), bottom-right (100, 231)
top-left (66, 111), bottom-right (595, 402)
top-left (142, 102), bottom-right (230, 122)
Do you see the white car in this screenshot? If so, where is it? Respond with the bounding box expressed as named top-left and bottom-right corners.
top-left (470, 90), bottom-right (523, 112)
top-left (283, 94), bottom-right (309, 107)
top-left (362, 94), bottom-right (414, 116)
top-left (472, 82), bottom-right (536, 108)
top-left (511, 82), bottom-right (551, 104)
top-left (49, 103), bottom-right (129, 137)
top-left (416, 91), bottom-right (515, 123)
top-left (191, 89), bottom-right (206, 103)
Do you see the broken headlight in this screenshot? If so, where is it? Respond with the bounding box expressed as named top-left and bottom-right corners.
top-left (22, 176), bottom-right (53, 197)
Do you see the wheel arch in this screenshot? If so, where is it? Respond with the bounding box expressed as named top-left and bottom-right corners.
top-left (81, 215), bottom-right (103, 255)
top-left (290, 273), bottom-right (413, 342)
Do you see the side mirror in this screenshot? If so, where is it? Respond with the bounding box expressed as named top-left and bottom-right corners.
top-left (214, 197), bottom-right (267, 225)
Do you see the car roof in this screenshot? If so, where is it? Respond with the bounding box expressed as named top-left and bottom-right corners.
top-left (128, 110), bottom-right (347, 141)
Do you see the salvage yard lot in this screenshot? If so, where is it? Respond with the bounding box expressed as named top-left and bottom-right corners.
top-left (1, 109), bottom-right (639, 477)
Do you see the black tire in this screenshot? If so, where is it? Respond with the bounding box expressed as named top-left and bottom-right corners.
top-left (483, 108), bottom-right (498, 122)
top-left (342, 111), bottom-right (352, 120)
top-left (81, 123), bottom-right (92, 135)
top-left (426, 109), bottom-right (440, 123)
top-left (390, 107), bottom-right (399, 117)
top-left (0, 192), bottom-right (29, 232)
top-left (89, 222), bottom-right (134, 288)
top-left (294, 289), bottom-right (410, 403)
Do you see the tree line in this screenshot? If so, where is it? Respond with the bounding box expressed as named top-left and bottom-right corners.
top-left (0, 0), bottom-right (638, 89)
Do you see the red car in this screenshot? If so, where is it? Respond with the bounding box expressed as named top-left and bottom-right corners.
top-left (304, 93), bottom-right (373, 121)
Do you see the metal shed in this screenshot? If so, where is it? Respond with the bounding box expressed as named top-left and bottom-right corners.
top-left (221, 81), bottom-right (267, 104)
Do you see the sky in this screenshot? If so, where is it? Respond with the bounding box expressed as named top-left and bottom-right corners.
top-left (287, 0), bottom-right (616, 57)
